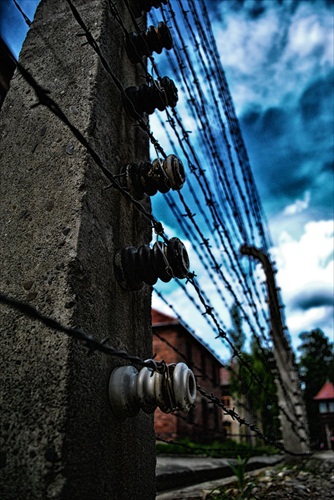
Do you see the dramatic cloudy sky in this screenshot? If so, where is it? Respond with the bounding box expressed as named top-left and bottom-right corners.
top-left (151, 0), bottom-right (333, 356)
top-left (1, 0), bottom-right (333, 356)
top-left (209, 0), bottom-right (333, 350)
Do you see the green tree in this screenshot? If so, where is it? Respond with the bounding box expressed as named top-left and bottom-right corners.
top-left (228, 303), bottom-right (280, 444)
top-left (232, 337), bottom-right (280, 441)
top-left (228, 302), bottom-right (246, 352)
top-left (298, 328), bottom-right (334, 447)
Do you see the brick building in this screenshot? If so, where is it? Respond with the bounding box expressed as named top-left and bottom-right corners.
top-left (313, 380), bottom-right (334, 450)
top-left (152, 308), bottom-right (225, 442)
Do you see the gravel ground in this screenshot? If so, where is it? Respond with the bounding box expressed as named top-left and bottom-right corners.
top-left (206, 454), bottom-right (334, 499)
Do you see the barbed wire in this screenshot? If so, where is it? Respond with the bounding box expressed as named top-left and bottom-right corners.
top-left (105, 3), bottom-right (281, 395)
top-left (153, 329), bottom-right (224, 388)
top-left (161, 3), bottom-right (257, 246)
top-left (152, 295), bottom-right (307, 445)
top-left (110, 0), bottom-right (275, 355)
top-left (152, 318), bottom-right (280, 441)
top-left (5, 0), bottom-right (309, 454)
top-left (193, 0), bottom-right (272, 252)
top-left (14, 60), bottom-right (165, 238)
top-left (0, 292), bottom-right (164, 371)
top-left (12, 0), bottom-right (32, 27)
top-left (148, 1), bottom-right (307, 434)
top-left (197, 385), bottom-right (310, 456)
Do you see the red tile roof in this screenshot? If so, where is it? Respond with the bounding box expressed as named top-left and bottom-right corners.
top-left (151, 308), bottom-right (179, 325)
top-left (151, 308), bottom-right (225, 366)
top-left (313, 381), bottom-right (334, 400)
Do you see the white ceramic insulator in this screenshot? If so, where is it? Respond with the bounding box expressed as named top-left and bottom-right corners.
top-left (108, 362), bottom-right (196, 420)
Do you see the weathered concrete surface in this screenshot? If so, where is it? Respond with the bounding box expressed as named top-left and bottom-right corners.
top-left (0, 1), bottom-right (155, 498)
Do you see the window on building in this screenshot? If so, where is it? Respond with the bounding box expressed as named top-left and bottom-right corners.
top-left (319, 402), bottom-right (327, 414)
top-left (329, 402), bottom-right (334, 413)
top-left (222, 397), bottom-right (231, 408)
top-left (214, 405), bottom-right (219, 429)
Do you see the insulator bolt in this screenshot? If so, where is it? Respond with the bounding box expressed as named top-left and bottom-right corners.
top-left (120, 154), bottom-right (185, 199)
top-left (123, 76), bottom-right (178, 117)
top-left (126, 22), bottom-right (173, 64)
top-left (108, 362), bottom-right (197, 420)
top-left (114, 237), bottom-right (190, 290)
top-left (132, 0), bottom-right (168, 18)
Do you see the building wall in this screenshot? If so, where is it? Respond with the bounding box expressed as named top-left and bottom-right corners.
top-left (154, 409), bottom-right (178, 440)
top-left (316, 402), bottom-right (334, 449)
top-left (153, 320), bottom-right (223, 443)
top-left (220, 368), bottom-right (260, 445)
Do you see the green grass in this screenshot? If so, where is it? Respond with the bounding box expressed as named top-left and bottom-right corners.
top-left (156, 438), bottom-right (279, 458)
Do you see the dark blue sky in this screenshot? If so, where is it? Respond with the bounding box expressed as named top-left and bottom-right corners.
top-left (149, 0), bottom-right (333, 351)
top-left (0, 0), bottom-right (36, 56)
top-left (1, 0), bottom-right (333, 353)
top-left (206, 0), bottom-right (333, 347)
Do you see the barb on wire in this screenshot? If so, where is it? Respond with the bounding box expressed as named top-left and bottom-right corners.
top-left (15, 60), bottom-right (165, 237)
top-left (4, 0), bottom-right (308, 459)
top-left (66, 0), bottom-right (168, 159)
top-left (197, 384), bottom-right (310, 457)
top-left (13, 0), bottom-right (32, 27)
top-left (155, 277), bottom-right (306, 443)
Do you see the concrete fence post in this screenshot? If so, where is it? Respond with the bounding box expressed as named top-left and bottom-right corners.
top-left (0, 1), bottom-right (155, 498)
top-left (241, 245), bottom-right (310, 455)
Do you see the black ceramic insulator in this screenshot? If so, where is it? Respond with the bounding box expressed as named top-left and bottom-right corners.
top-left (123, 76), bottom-right (178, 117)
top-left (132, 0), bottom-right (168, 18)
top-left (121, 154), bottom-right (186, 199)
top-left (114, 237), bottom-right (190, 290)
top-left (126, 22), bottom-right (173, 64)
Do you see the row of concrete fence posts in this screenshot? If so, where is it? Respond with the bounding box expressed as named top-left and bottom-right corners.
top-left (0, 1), bottom-right (155, 498)
top-left (241, 245), bottom-right (310, 455)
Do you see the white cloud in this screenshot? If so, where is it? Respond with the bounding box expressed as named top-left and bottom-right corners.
top-left (288, 306), bottom-right (333, 344)
top-left (286, 5), bottom-right (333, 63)
top-left (271, 219), bottom-right (334, 349)
top-left (151, 224), bottom-right (272, 362)
top-left (283, 191), bottom-right (310, 216)
top-left (150, 1), bottom-right (334, 361)
top-left (213, 1), bottom-right (334, 113)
